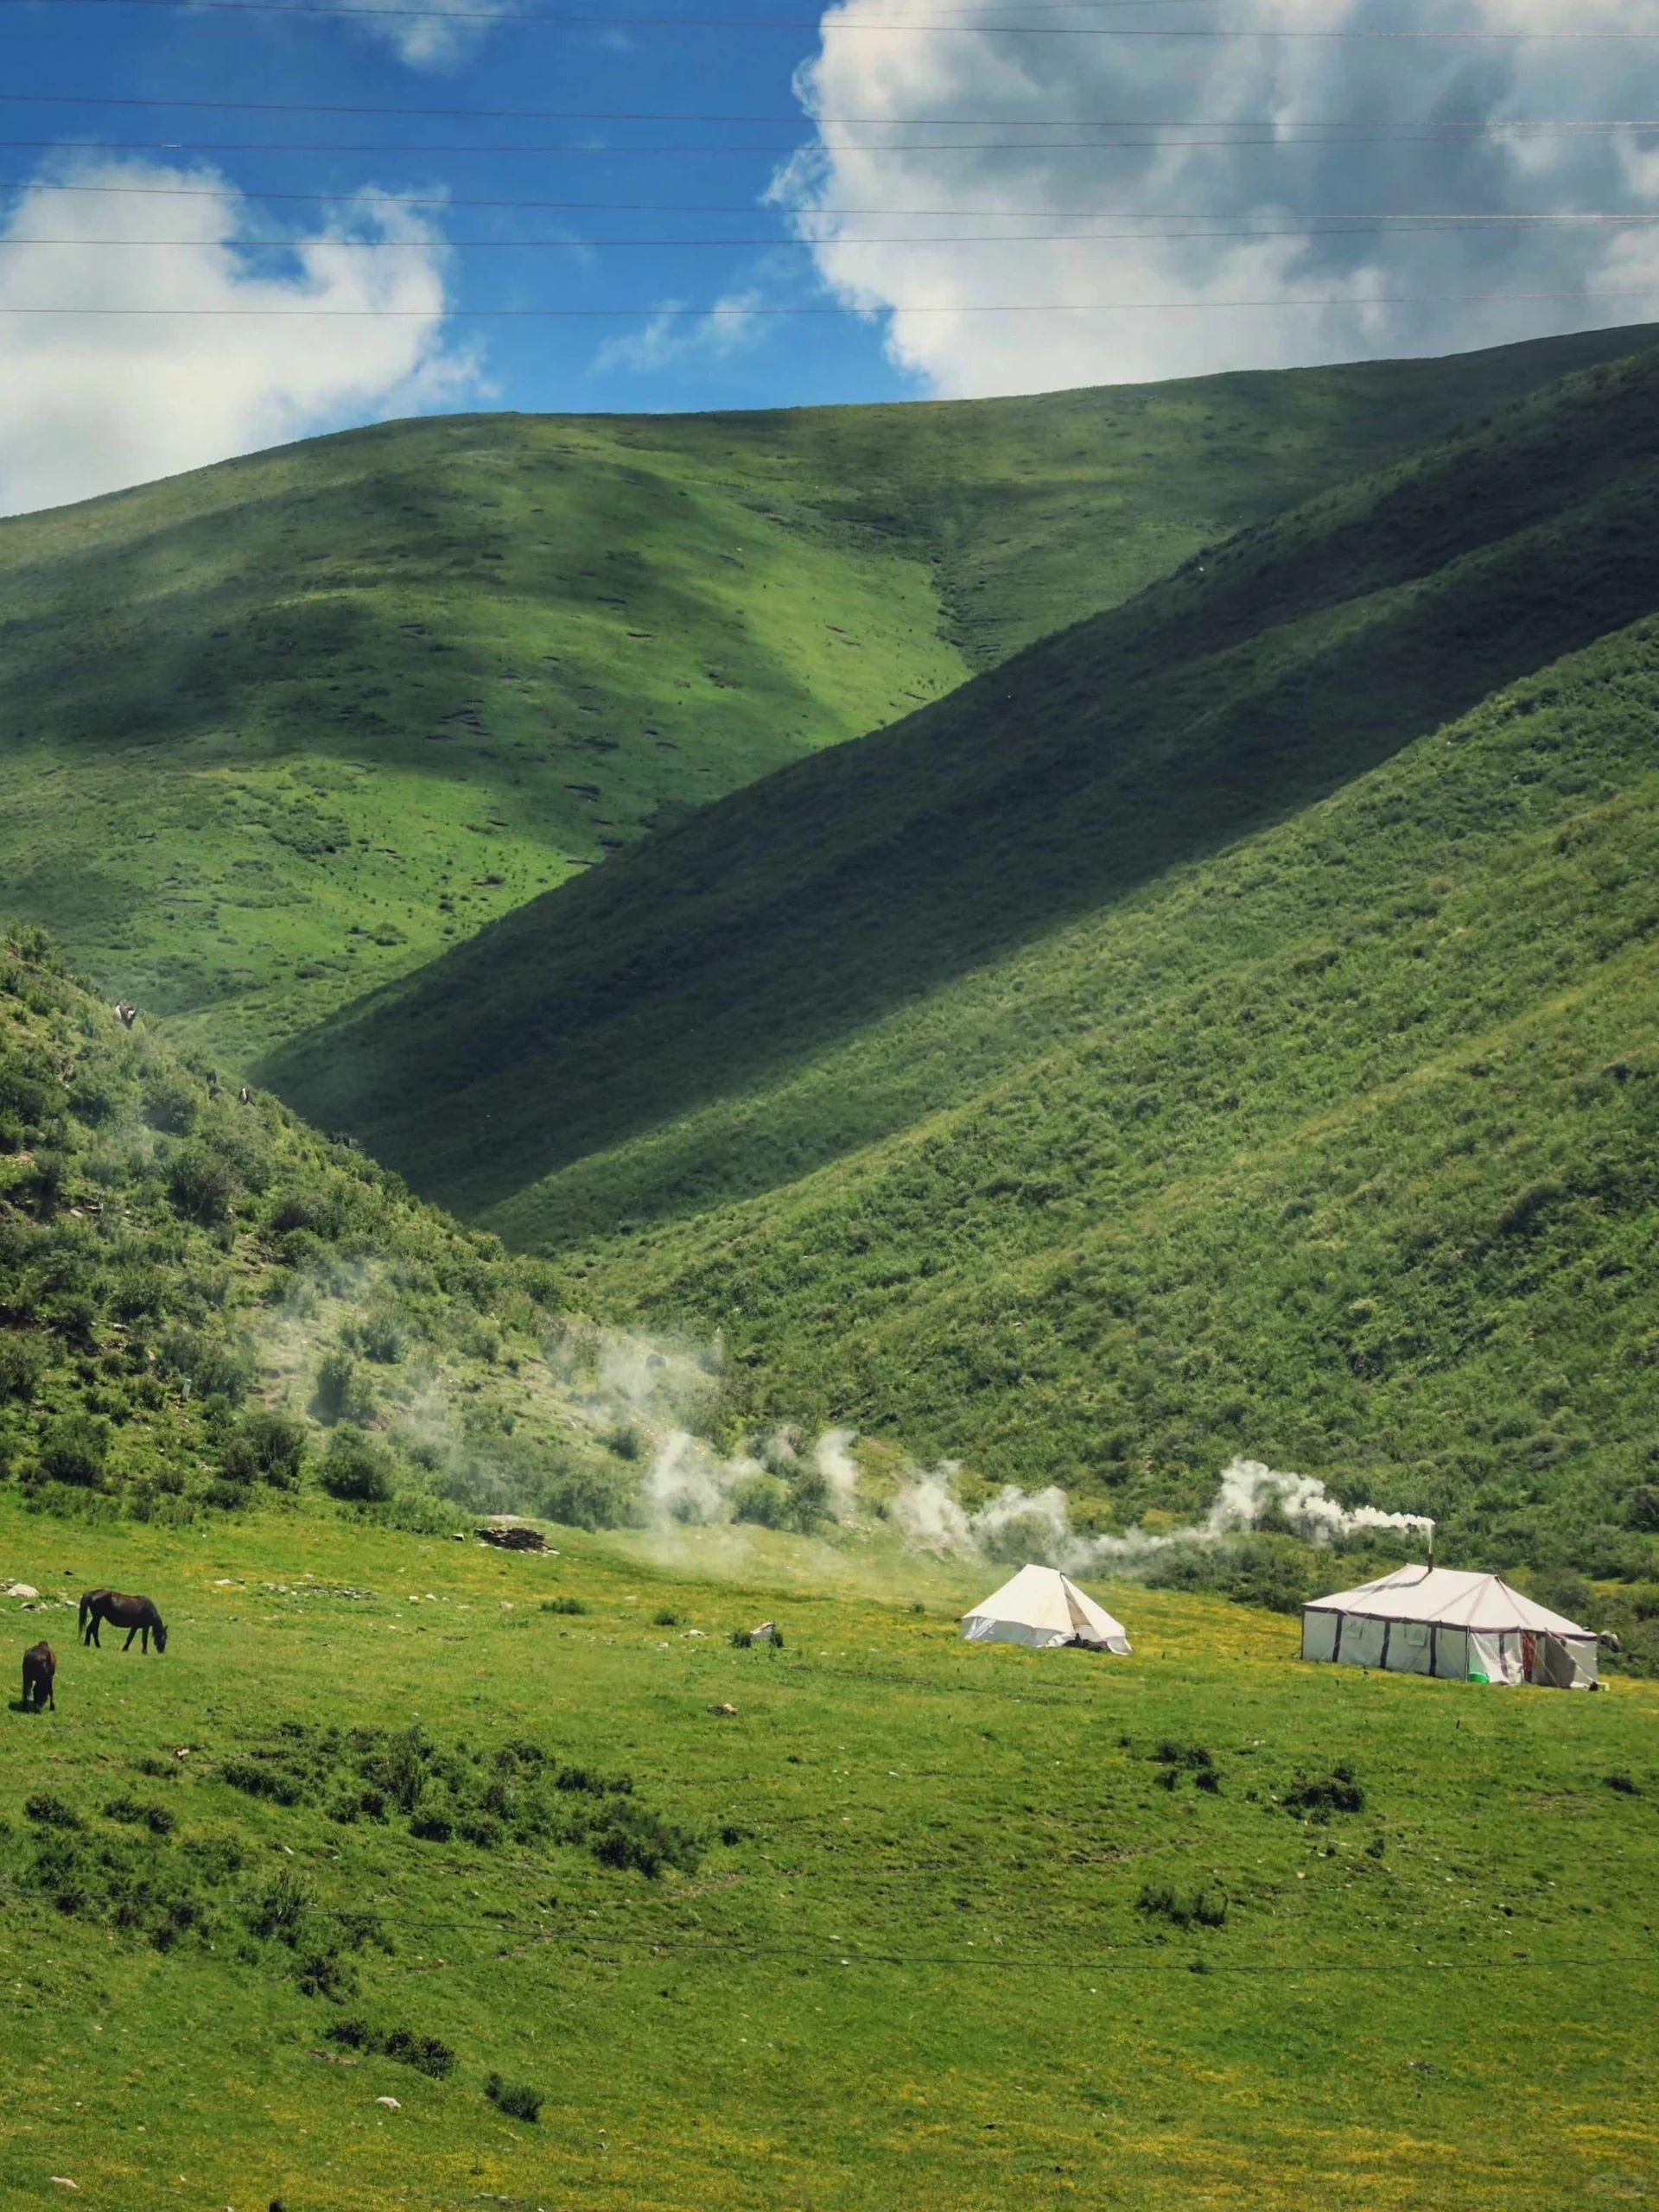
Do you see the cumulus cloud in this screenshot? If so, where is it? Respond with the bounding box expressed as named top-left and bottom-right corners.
top-left (0, 159), bottom-right (480, 515)
top-left (593, 286), bottom-right (768, 374)
top-left (774, 0), bottom-right (1659, 395)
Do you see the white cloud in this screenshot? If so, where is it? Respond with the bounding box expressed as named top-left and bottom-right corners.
top-left (0, 160), bottom-right (480, 515)
top-left (593, 287), bottom-right (767, 374)
top-left (774, 0), bottom-right (1659, 396)
top-left (327, 0), bottom-right (519, 73)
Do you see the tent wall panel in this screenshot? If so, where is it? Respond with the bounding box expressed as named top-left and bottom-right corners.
top-left (1469, 1630), bottom-right (1522, 1685)
top-left (1384, 1619), bottom-right (1433, 1675)
top-left (1336, 1614), bottom-right (1386, 1669)
top-left (1302, 1610), bottom-right (1338, 1662)
top-left (1539, 1634), bottom-right (1597, 1688)
top-left (1432, 1626), bottom-right (1471, 1680)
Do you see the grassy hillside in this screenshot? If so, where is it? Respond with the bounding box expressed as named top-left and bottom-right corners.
top-left (3, 325), bottom-right (1651, 1065)
top-left (268, 347), bottom-right (1659, 1576)
top-left (0, 925), bottom-right (671, 1530)
top-left (2, 1493), bottom-right (1655, 2212)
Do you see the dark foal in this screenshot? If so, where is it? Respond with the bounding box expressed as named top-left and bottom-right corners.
top-left (21, 1641), bottom-right (56, 1711)
top-left (79, 1588), bottom-right (168, 1653)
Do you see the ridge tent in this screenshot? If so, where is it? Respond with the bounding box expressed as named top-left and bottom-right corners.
top-left (961, 1563), bottom-right (1132, 1653)
top-left (1302, 1564), bottom-right (1598, 1688)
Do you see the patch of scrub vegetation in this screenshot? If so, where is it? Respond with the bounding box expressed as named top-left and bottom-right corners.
top-left (283, 346), bottom-right (1659, 1612)
top-left (2, 326), bottom-right (1647, 1065)
top-left (0, 926), bottom-right (650, 1527)
top-left (219, 1720), bottom-right (702, 1877)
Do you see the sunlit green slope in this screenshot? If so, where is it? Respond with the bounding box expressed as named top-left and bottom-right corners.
top-left (2, 323), bottom-right (1648, 1063)
top-left (268, 347), bottom-right (1659, 1568)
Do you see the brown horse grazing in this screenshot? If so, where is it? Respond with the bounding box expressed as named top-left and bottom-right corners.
top-left (21, 1641), bottom-right (55, 1711)
top-left (79, 1589), bottom-right (168, 1654)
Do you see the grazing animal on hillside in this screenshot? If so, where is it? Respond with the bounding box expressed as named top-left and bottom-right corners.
top-left (79, 1589), bottom-right (168, 1653)
top-left (21, 1641), bottom-right (55, 1711)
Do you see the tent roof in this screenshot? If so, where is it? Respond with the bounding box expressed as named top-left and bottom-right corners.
top-left (962, 1562), bottom-right (1128, 1644)
top-left (1306, 1563), bottom-right (1592, 1637)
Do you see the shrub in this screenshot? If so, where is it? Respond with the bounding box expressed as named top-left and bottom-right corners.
top-left (484, 2072), bottom-right (543, 2124)
top-left (222, 1758), bottom-right (307, 1807)
top-left (24, 1791), bottom-right (83, 1829)
top-left (382, 2027), bottom-right (456, 2079)
top-left (1284, 1765), bottom-right (1366, 1818)
top-left (542, 1596), bottom-right (588, 1616)
top-left (102, 1796), bottom-right (176, 1836)
top-left (143, 1075), bottom-right (199, 1135)
top-left (1137, 1882), bottom-right (1229, 1929)
top-left (327, 2018), bottom-right (455, 2078)
top-left (247, 1869), bottom-right (311, 1946)
top-left (356, 1309), bottom-right (409, 1365)
top-left (168, 1143), bottom-right (239, 1224)
top-left (0, 1332), bottom-right (50, 1402)
top-left (312, 1349), bottom-right (373, 1427)
top-left (222, 1409), bottom-right (308, 1490)
top-left (37, 1412), bottom-right (110, 1488)
top-left (321, 1428), bottom-right (395, 1504)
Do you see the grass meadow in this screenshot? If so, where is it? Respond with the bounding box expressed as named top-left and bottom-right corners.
top-left (2, 1495), bottom-right (1654, 2211)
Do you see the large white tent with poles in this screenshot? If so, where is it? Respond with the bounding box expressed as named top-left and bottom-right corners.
top-left (1301, 1562), bottom-right (1599, 1688)
top-left (961, 1563), bottom-right (1132, 1653)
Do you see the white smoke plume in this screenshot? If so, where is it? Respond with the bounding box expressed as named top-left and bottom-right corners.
top-left (893, 1455), bottom-right (1431, 1572)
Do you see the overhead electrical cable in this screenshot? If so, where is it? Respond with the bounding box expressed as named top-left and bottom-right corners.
top-left (10, 216), bottom-right (1659, 245)
top-left (14, 181), bottom-right (1659, 219)
top-left (13, 128), bottom-right (1659, 152)
top-left (4, 93), bottom-right (1659, 130)
top-left (7, 0), bottom-right (1659, 35)
top-left (6, 286), bottom-right (1659, 314)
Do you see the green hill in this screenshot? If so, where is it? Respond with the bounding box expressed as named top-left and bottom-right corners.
top-left (3, 325), bottom-right (1649, 1065)
top-left (0, 925), bottom-right (663, 1529)
top-left (269, 346), bottom-right (1659, 1578)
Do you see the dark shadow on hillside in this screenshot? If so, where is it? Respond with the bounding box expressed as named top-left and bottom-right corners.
top-left (262, 356), bottom-right (1659, 1229)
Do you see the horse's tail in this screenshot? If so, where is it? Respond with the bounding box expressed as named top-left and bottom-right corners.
top-left (78, 1592), bottom-right (92, 1631)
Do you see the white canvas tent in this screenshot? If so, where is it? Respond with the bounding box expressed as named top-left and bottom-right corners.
top-left (961, 1563), bottom-right (1132, 1653)
top-left (1302, 1564), bottom-right (1598, 1688)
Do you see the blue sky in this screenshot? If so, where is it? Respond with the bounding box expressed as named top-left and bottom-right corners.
top-left (3, 0), bottom-right (1659, 511)
top-left (2, 0), bottom-right (906, 423)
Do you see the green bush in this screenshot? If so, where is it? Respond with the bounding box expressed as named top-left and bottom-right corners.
top-left (484, 2072), bottom-right (543, 2124)
top-left (221, 1409), bottom-right (308, 1490)
top-left (321, 1428), bottom-right (396, 1504)
top-left (0, 1332), bottom-right (50, 1402)
top-left (168, 1146), bottom-right (241, 1225)
top-left (142, 1074), bottom-right (199, 1135)
top-left (36, 1411), bottom-right (110, 1487)
top-left (1284, 1766), bottom-right (1366, 1819)
top-left (312, 1349), bottom-right (374, 1427)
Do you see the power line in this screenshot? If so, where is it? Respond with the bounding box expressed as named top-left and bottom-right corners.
top-left (7, 0), bottom-right (1659, 35)
top-left (4, 92), bottom-right (1659, 131)
top-left (5, 286), bottom-right (1659, 313)
top-left (14, 181), bottom-right (1654, 221)
top-left (13, 128), bottom-right (1659, 153)
top-left (9, 215), bottom-right (1659, 245)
